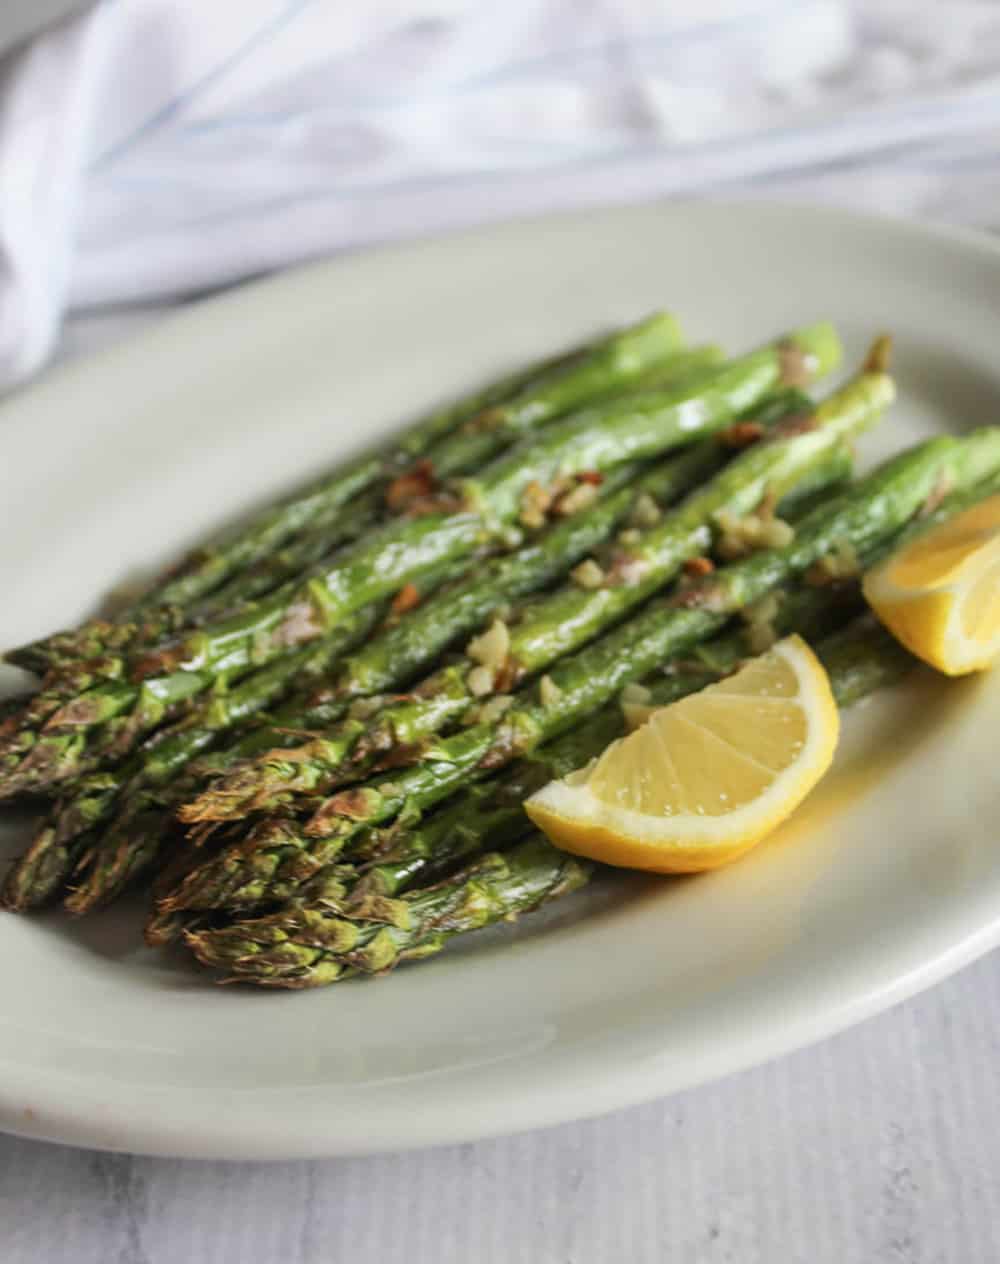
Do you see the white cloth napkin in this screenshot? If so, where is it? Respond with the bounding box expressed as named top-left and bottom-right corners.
top-left (3, 0), bottom-right (1000, 389)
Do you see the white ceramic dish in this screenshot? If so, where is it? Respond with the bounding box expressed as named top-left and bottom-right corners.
top-left (1, 201), bottom-right (999, 1160)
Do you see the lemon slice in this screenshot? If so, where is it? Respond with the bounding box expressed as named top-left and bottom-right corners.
top-left (525, 635), bottom-right (839, 874)
top-left (862, 493), bottom-right (1000, 676)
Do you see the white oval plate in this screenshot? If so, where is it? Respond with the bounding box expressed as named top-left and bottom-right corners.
top-left (1, 202), bottom-right (999, 1160)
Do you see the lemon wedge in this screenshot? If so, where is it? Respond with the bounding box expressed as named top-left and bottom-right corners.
top-left (862, 493), bottom-right (1000, 676)
top-left (525, 635), bottom-right (839, 874)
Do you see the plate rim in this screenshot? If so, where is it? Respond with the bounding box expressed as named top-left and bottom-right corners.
top-left (3, 195), bottom-right (1000, 1160)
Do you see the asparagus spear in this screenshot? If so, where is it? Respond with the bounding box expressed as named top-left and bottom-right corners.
top-left (174, 356), bottom-right (724, 637)
top-left (7, 315), bottom-right (686, 675)
top-left (152, 716), bottom-right (633, 946)
top-left (0, 603), bottom-right (386, 913)
top-left (400, 318), bottom-right (699, 485)
top-left (3, 537), bottom-right (409, 781)
top-left (0, 696), bottom-right (28, 723)
top-left (3, 548), bottom-right (482, 912)
top-left (161, 427), bottom-right (1000, 918)
top-left (7, 405), bottom-right (821, 859)
top-left (154, 707), bottom-right (628, 949)
top-left (114, 537), bottom-right (926, 948)
top-left (478, 427), bottom-right (1000, 768)
top-left (11, 426), bottom-right (734, 914)
top-left (10, 489), bottom-right (387, 678)
top-left (184, 347), bottom-right (724, 665)
top-left (134, 324), bottom-right (838, 673)
top-left (297, 389), bottom-right (779, 711)
top-left (350, 373), bottom-right (874, 751)
top-left (18, 340), bottom-right (718, 680)
top-left (182, 360), bottom-right (879, 824)
top-left (65, 390), bottom-right (972, 907)
top-left (184, 614), bottom-right (916, 986)
top-left (813, 617), bottom-right (916, 705)
top-left (55, 460), bottom-right (658, 845)
top-left (234, 578), bottom-right (902, 918)
top-left (0, 539), bottom-right (495, 801)
top-left (11, 330), bottom-right (708, 829)
top-left (22, 618), bottom-right (426, 923)
top-left (54, 421), bottom-right (774, 915)
top-left (314, 707), bottom-right (628, 904)
top-left (3, 546), bottom-right (484, 912)
top-left (140, 525), bottom-right (904, 949)
top-left (187, 834), bottom-right (592, 987)
top-left (0, 324), bottom-right (838, 801)
top-left (398, 312), bottom-right (685, 453)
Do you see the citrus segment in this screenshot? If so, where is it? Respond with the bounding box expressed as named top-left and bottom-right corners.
top-left (525, 636), bottom-right (839, 874)
top-left (862, 493), bottom-right (1000, 675)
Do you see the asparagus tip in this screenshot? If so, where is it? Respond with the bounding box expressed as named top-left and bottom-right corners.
top-left (863, 333), bottom-right (893, 375)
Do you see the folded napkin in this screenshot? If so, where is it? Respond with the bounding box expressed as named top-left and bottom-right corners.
top-left (2, 0), bottom-right (1000, 389)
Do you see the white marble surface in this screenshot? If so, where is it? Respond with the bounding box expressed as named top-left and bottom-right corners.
top-left (4, 63), bottom-right (1000, 1264)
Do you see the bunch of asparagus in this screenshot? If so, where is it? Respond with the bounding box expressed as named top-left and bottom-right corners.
top-left (3, 311), bottom-right (998, 989)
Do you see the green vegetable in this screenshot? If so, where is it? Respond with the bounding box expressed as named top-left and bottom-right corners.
top-left (8, 314), bottom-right (688, 676)
top-left (0, 323), bottom-right (838, 799)
top-left (138, 323), bottom-right (838, 678)
top-left (159, 426), bottom-right (1000, 919)
top-left (181, 358), bottom-right (880, 825)
top-left (9, 425), bottom-right (731, 911)
top-left (186, 834), bottom-right (592, 987)
top-left (0, 603), bottom-right (383, 912)
top-left (183, 615), bottom-right (914, 989)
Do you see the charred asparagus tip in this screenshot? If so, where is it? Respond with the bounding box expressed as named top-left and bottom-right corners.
top-left (863, 333), bottom-right (892, 375)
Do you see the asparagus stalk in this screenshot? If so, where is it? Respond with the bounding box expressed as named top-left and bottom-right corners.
top-left (1, 321), bottom-right (693, 785)
top-left (237, 578), bottom-right (902, 918)
top-left (139, 547), bottom-right (894, 949)
top-left (317, 707), bottom-right (628, 905)
top-left (21, 342), bottom-right (720, 679)
top-left (8, 314), bottom-right (688, 676)
top-left (77, 394), bottom-right (985, 908)
top-left (10, 488), bottom-right (387, 678)
top-left (0, 397), bottom-right (814, 839)
top-left (813, 617), bottom-right (916, 706)
top-left (777, 445), bottom-right (854, 518)
top-left (2, 548), bottom-right (477, 912)
top-left (865, 463), bottom-right (1000, 563)
top-left (186, 834), bottom-right (592, 987)
top-left (149, 723), bottom-right (618, 945)
top-left (182, 361), bottom-right (878, 824)
top-left (134, 324), bottom-right (838, 675)
top-left (0, 696), bottom-right (28, 723)
top-left (55, 458), bottom-right (659, 846)
top-left (54, 419), bottom-right (783, 915)
top-left (0, 324), bottom-right (838, 800)
top-left (399, 312), bottom-right (685, 453)
top-left (5, 545), bottom-right (487, 912)
top-left (188, 347), bottom-right (728, 701)
top-left (121, 530), bottom-right (916, 948)
top-left (350, 374), bottom-right (875, 749)
top-left (161, 427), bottom-right (1000, 918)
top-left (478, 428), bottom-right (1000, 769)
top-left (15, 426), bottom-right (736, 914)
top-left (177, 357), bottom-right (723, 636)
top-left (155, 709), bottom-right (629, 949)
top-left (332, 399), bottom-right (772, 701)
top-left (0, 669), bottom-right (216, 803)
top-left (0, 603), bottom-right (385, 913)
top-left (0, 548), bottom-right (486, 803)
top-left (401, 321), bottom-right (707, 487)
top-left (20, 615), bottom-right (429, 922)
top-left (184, 614), bottom-right (916, 987)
